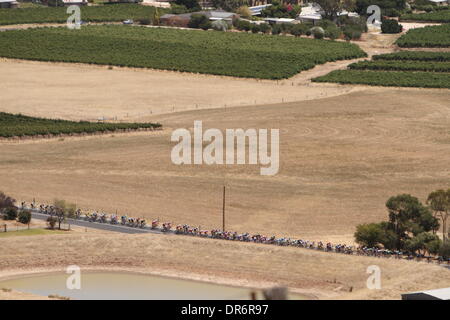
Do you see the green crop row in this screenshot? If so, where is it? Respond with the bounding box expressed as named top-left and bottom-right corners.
top-left (0, 25), bottom-right (366, 79)
top-left (372, 51), bottom-right (450, 62)
top-left (312, 70), bottom-right (450, 89)
top-left (401, 10), bottom-right (450, 23)
top-left (0, 4), bottom-right (160, 25)
top-left (0, 112), bottom-right (161, 138)
top-left (395, 24), bottom-right (450, 48)
top-left (348, 60), bottom-right (450, 72)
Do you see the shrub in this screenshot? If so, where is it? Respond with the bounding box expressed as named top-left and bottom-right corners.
top-left (271, 24), bottom-right (282, 35)
top-left (235, 6), bottom-right (252, 19)
top-left (3, 207), bottom-right (18, 220)
top-left (310, 26), bottom-right (325, 39)
top-left (259, 23), bottom-right (271, 34)
top-left (47, 216), bottom-right (57, 230)
top-left (290, 24), bottom-right (303, 37)
top-left (138, 18), bottom-right (151, 25)
top-left (234, 19), bottom-right (252, 31)
top-left (251, 24), bottom-right (260, 33)
top-left (212, 19), bottom-right (228, 31)
top-left (188, 14), bottom-right (211, 30)
top-left (18, 210), bottom-right (32, 224)
top-left (381, 19), bottom-right (402, 34)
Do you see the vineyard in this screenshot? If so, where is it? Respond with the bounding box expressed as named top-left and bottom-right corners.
top-left (348, 60), bottom-right (450, 72)
top-left (401, 10), bottom-right (450, 23)
top-left (0, 25), bottom-right (366, 79)
top-left (0, 4), bottom-right (160, 25)
top-left (0, 113), bottom-right (162, 138)
top-left (312, 70), bottom-right (450, 89)
top-left (395, 24), bottom-right (450, 48)
top-left (372, 51), bottom-right (450, 62)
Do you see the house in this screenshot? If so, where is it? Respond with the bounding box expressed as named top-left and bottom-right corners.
top-left (61, 0), bottom-right (88, 6)
top-left (0, 0), bottom-right (19, 8)
top-left (402, 287), bottom-right (450, 300)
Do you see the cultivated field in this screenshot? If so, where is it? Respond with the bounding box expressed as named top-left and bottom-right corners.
top-left (1, 232), bottom-right (449, 300)
top-left (0, 25), bottom-right (366, 79)
top-left (1, 87), bottom-right (449, 244)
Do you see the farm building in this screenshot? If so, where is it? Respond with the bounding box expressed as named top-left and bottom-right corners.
top-left (402, 287), bottom-right (450, 300)
top-left (0, 0), bottom-right (19, 8)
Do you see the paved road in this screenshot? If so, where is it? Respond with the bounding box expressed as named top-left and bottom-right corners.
top-left (31, 211), bottom-right (165, 235)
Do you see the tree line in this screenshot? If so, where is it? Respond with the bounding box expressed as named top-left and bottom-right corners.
top-left (355, 189), bottom-right (450, 259)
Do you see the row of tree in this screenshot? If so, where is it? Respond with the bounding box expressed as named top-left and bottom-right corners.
top-left (355, 189), bottom-right (450, 258)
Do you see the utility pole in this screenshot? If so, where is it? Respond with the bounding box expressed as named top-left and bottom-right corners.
top-left (222, 186), bottom-right (226, 232)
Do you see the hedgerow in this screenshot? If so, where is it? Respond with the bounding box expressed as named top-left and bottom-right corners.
top-left (0, 25), bottom-right (366, 79)
top-left (312, 70), bottom-right (450, 89)
top-left (0, 112), bottom-right (161, 138)
top-left (395, 24), bottom-right (450, 48)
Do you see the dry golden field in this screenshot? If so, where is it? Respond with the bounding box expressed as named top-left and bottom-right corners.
top-left (0, 79), bottom-right (448, 243)
top-left (1, 232), bottom-right (449, 300)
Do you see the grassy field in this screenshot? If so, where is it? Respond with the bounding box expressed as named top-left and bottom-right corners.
top-left (401, 10), bottom-right (450, 23)
top-left (0, 25), bottom-right (366, 79)
top-left (395, 24), bottom-right (450, 47)
top-left (0, 112), bottom-right (161, 138)
top-left (0, 228), bottom-right (67, 238)
top-left (1, 89), bottom-right (449, 243)
top-left (0, 4), bottom-right (159, 25)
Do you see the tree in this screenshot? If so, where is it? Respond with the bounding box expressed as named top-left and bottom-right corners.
top-left (315, 0), bottom-right (356, 21)
top-left (405, 232), bottom-right (440, 255)
top-left (212, 0), bottom-right (249, 11)
top-left (3, 207), bottom-right (18, 221)
top-left (17, 210), bottom-right (32, 224)
top-left (354, 223), bottom-right (385, 247)
top-left (381, 19), bottom-right (402, 34)
top-left (385, 194), bottom-right (439, 250)
top-left (188, 14), bottom-right (212, 30)
top-left (174, 0), bottom-right (200, 10)
top-left (0, 192), bottom-right (15, 212)
top-left (235, 5), bottom-right (252, 19)
top-left (53, 199), bottom-right (77, 230)
top-left (152, 8), bottom-right (161, 26)
top-left (439, 241), bottom-right (450, 259)
top-left (427, 189), bottom-right (450, 241)
top-left (47, 216), bottom-right (57, 230)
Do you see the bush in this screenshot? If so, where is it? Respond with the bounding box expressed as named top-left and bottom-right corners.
top-left (235, 6), bottom-right (252, 19)
top-left (47, 216), bottom-right (57, 230)
top-left (138, 18), bottom-right (151, 25)
top-left (251, 24), bottom-right (260, 33)
top-left (310, 26), bottom-right (325, 39)
top-left (381, 19), bottom-right (403, 34)
top-left (290, 24), bottom-right (303, 37)
top-left (233, 19), bottom-right (252, 31)
top-left (18, 210), bottom-right (32, 224)
top-left (211, 19), bottom-right (228, 31)
top-left (271, 24), bottom-right (282, 35)
top-left (188, 14), bottom-right (211, 30)
top-left (3, 207), bottom-right (18, 220)
top-left (259, 23), bottom-right (271, 34)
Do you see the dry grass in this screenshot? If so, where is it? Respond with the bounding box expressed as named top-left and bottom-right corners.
top-left (0, 232), bottom-right (449, 300)
top-left (0, 88), bottom-right (449, 243)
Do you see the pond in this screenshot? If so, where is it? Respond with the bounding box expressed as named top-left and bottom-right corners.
top-left (0, 272), bottom-right (306, 300)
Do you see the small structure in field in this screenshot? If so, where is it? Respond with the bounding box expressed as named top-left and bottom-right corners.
top-left (0, 0), bottom-right (19, 8)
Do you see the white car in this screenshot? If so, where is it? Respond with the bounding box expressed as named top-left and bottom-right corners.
top-left (122, 19), bottom-right (134, 25)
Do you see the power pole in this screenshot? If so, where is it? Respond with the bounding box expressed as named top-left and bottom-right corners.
top-left (222, 186), bottom-right (226, 232)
